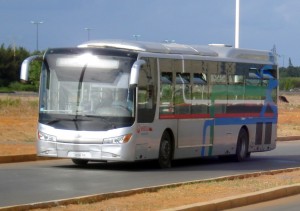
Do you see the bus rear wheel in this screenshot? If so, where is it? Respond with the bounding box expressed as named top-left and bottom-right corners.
top-left (158, 131), bottom-right (173, 168)
top-left (72, 159), bottom-right (89, 166)
top-left (234, 128), bottom-right (249, 162)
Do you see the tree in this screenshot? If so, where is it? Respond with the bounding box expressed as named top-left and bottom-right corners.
top-left (280, 66), bottom-right (300, 78)
top-left (0, 44), bottom-right (30, 87)
top-left (288, 57), bottom-right (293, 67)
top-left (29, 60), bottom-right (42, 91)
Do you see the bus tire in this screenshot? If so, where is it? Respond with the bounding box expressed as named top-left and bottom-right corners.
top-left (234, 128), bottom-right (249, 162)
top-left (158, 131), bottom-right (173, 168)
top-left (72, 159), bottom-right (89, 166)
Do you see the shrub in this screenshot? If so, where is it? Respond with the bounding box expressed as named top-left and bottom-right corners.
top-left (8, 82), bottom-right (38, 92)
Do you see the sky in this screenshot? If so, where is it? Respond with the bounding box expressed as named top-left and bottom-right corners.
top-left (0, 0), bottom-right (299, 67)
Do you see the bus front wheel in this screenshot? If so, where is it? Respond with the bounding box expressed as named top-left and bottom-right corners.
top-left (158, 131), bottom-right (173, 168)
top-left (234, 128), bottom-right (249, 162)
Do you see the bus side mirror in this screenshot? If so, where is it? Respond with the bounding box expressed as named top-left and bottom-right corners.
top-left (20, 55), bottom-right (42, 82)
top-left (129, 60), bottom-right (146, 86)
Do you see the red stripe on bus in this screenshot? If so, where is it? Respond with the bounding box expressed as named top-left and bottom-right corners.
top-left (159, 114), bottom-right (211, 119)
top-left (215, 113), bottom-right (260, 118)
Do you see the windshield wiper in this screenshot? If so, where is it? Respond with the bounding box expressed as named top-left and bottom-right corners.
top-left (83, 115), bottom-right (116, 129)
top-left (46, 116), bottom-right (116, 129)
top-left (46, 118), bottom-right (90, 125)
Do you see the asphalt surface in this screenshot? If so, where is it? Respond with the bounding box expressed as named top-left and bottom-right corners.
top-left (1, 140), bottom-right (300, 210)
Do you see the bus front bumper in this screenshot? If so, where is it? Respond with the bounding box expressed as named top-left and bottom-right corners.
top-left (37, 141), bottom-right (132, 161)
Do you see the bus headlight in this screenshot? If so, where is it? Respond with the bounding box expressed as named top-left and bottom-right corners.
top-left (103, 134), bottom-right (132, 144)
top-left (38, 131), bottom-right (57, 142)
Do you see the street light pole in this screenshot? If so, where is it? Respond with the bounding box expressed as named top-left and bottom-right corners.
top-left (132, 34), bottom-right (141, 40)
top-left (235, 0), bottom-right (240, 48)
top-left (31, 21), bottom-right (43, 51)
top-left (84, 28), bottom-right (93, 41)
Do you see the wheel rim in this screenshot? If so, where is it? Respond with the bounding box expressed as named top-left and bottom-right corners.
top-left (239, 136), bottom-right (247, 158)
top-left (159, 132), bottom-right (172, 168)
top-left (161, 139), bottom-right (171, 160)
top-left (237, 130), bottom-right (248, 160)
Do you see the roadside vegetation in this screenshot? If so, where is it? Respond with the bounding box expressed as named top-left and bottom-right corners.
top-left (0, 44), bottom-right (42, 92)
top-left (0, 95), bottom-right (38, 155)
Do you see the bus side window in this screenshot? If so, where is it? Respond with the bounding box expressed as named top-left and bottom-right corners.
top-left (160, 72), bottom-right (173, 114)
top-left (191, 73), bottom-right (209, 114)
top-left (174, 72), bottom-right (191, 114)
top-left (210, 74), bottom-right (227, 114)
top-left (228, 75), bottom-right (244, 100)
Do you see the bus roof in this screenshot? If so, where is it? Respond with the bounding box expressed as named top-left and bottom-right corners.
top-left (78, 40), bottom-right (276, 64)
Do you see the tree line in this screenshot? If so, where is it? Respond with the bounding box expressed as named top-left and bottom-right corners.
top-left (279, 66), bottom-right (300, 91)
top-left (0, 44), bottom-right (300, 92)
top-left (0, 44), bottom-right (42, 92)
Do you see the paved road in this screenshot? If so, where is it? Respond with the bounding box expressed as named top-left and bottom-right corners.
top-left (1, 141), bottom-right (300, 207)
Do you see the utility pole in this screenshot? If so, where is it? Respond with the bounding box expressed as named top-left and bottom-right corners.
top-left (132, 34), bottom-right (141, 40)
top-left (31, 21), bottom-right (43, 51)
top-left (84, 28), bottom-right (93, 41)
top-left (235, 0), bottom-right (240, 48)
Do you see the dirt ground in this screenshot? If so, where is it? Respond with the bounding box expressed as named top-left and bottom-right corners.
top-left (0, 94), bottom-right (38, 155)
top-left (1, 93), bottom-right (300, 210)
top-left (0, 93), bottom-right (299, 156)
top-left (277, 93), bottom-right (300, 136)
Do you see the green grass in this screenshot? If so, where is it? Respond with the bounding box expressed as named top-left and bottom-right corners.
top-left (0, 98), bottom-right (21, 107)
top-left (0, 81), bottom-right (38, 92)
top-left (280, 77), bottom-right (300, 91)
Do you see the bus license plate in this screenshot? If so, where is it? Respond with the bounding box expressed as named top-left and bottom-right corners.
top-left (68, 152), bottom-right (91, 158)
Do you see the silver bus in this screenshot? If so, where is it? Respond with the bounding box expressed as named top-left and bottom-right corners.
top-left (21, 40), bottom-right (278, 168)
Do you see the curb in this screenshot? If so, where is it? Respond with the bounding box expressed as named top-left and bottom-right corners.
top-left (0, 154), bottom-right (57, 164)
top-left (0, 154), bottom-right (37, 164)
top-left (277, 136), bottom-right (300, 141)
top-left (1, 167), bottom-right (300, 211)
top-left (161, 184), bottom-right (300, 211)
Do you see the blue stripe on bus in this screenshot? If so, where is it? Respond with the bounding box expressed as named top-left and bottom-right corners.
top-left (260, 79), bottom-right (278, 117)
top-left (214, 117), bottom-right (277, 125)
top-left (202, 119), bottom-right (214, 156)
top-left (200, 116), bottom-right (277, 156)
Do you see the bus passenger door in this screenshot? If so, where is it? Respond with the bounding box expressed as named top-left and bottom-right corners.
top-left (175, 72), bottom-right (212, 155)
top-left (135, 57), bottom-right (158, 160)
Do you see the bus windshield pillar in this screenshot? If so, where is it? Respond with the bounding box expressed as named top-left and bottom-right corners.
top-left (129, 60), bottom-right (145, 85)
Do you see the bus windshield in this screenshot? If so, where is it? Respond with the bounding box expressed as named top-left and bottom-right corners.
top-left (39, 48), bottom-right (137, 131)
